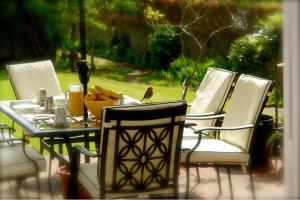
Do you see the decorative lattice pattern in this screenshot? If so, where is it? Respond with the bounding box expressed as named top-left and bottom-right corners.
top-left (114, 126), bottom-right (173, 190)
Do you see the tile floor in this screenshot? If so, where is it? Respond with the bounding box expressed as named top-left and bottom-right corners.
top-left (0, 155), bottom-right (284, 199)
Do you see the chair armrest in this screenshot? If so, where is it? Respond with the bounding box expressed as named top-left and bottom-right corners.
top-left (194, 124), bottom-right (259, 134)
top-left (187, 113), bottom-right (225, 121)
top-left (0, 123), bottom-right (15, 132)
top-left (187, 112), bottom-right (219, 118)
top-left (0, 137), bottom-right (28, 144)
top-left (184, 121), bottom-right (197, 128)
top-left (73, 145), bottom-right (100, 158)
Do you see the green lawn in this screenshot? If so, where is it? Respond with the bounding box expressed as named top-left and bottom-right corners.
top-left (0, 61), bottom-right (195, 152)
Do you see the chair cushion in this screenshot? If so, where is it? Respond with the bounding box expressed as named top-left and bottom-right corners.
top-left (220, 75), bottom-right (273, 151)
top-left (78, 163), bottom-right (100, 199)
top-left (0, 145), bottom-right (47, 179)
top-left (78, 162), bottom-right (175, 199)
top-left (181, 137), bottom-right (249, 164)
top-left (6, 60), bottom-right (62, 100)
top-left (183, 127), bottom-right (199, 139)
top-left (189, 68), bottom-right (235, 130)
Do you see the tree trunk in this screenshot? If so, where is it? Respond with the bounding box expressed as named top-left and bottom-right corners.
top-left (70, 23), bottom-right (79, 72)
top-left (90, 29), bottom-right (96, 72)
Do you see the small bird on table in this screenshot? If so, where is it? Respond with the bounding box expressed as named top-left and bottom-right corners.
top-left (141, 87), bottom-right (153, 103)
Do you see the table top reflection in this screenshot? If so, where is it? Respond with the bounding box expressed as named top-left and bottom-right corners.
top-left (0, 95), bottom-right (139, 138)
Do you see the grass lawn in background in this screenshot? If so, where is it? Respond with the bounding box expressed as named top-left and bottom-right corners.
top-left (0, 60), bottom-right (195, 153)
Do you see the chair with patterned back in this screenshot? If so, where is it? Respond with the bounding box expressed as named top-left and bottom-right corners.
top-left (70, 101), bottom-right (187, 199)
top-left (181, 74), bottom-right (274, 199)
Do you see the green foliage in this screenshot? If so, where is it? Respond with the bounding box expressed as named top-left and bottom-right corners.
top-left (228, 13), bottom-right (282, 74)
top-left (268, 129), bottom-right (283, 152)
top-left (268, 89), bottom-right (283, 108)
top-left (0, 0), bottom-right (66, 62)
top-left (93, 34), bottom-right (146, 68)
top-left (169, 57), bottom-right (225, 88)
top-left (56, 51), bottom-right (70, 70)
top-left (147, 27), bottom-right (181, 70)
top-left (101, 0), bottom-right (145, 16)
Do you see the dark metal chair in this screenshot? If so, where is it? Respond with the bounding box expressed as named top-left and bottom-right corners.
top-left (70, 101), bottom-right (187, 199)
top-left (181, 74), bottom-right (274, 199)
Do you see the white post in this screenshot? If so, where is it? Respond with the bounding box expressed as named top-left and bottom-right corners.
top-left (283, 0), bottom-right (300, 198)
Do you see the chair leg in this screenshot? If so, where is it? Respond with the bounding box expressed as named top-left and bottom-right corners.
top-left (196, 167), bottom-right (201, 183)
top-left (226, 167), bottom-right (234, 200)
top-left (36, 173), bottom-right (42, 199)
top-left (216, 166), bottom-right (222, 197)
top-left (47, 143), bottom-right (54, 199)
top-left (248, 166), bottom-right (256, 199)
top-left (185, 166), bottom-right (190, 199)
top-left (39, 137), bottom-right (44, 155)
top-left (58, 143), bottom-right (64, 167)
top-left (15, 178), bottom-right (22, 198)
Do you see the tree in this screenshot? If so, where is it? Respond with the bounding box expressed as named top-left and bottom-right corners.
top-left (144, 0), bottom-right (237, 99)
top-left (0, 0), bottom-right (65, 64)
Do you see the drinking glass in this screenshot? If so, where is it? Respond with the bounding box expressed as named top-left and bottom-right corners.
top-left (65, 84), bottom-right (84, 116)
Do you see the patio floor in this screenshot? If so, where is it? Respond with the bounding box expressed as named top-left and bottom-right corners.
top-left (0, 107), bottom-right (284, 199)
top-left (0, 154), bottom-right (284, 199)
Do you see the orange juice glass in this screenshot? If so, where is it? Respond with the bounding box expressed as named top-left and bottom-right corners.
top-left (66, 84), bottom-right (84, 116)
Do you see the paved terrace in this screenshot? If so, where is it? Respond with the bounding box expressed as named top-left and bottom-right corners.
top-left (0, 155), bottom-right (284, 199)
top-left (0, 107), bottom-right (285, 199)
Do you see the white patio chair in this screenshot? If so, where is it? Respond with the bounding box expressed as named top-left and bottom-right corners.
top-left (0, 129), bottom-right (47, 198)
top-left (181, 74), bottom-right (274, 199)
top-left (6, 60), bottom-right (66, 185)
top-left (6, 60), bottom-right (62, 100)
top-left (183, 67), bottom-right (236, 140)
top-left (69, 101), bottom-right (187, 199)
top-left (6, 60), bottom-right (63, 150)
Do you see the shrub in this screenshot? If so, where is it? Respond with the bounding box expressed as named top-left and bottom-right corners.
top-left (169, 57), bottom-right (223, 88)
top-left (228, 13), bottom-right (282, 75)
top-left (268, 89), bottom-right (283, 108)
top-left (147, 27), bottom-right (181, 70)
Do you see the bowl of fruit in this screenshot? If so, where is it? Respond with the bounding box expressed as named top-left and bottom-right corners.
top-left (84, 85), bottom-right (122, 119)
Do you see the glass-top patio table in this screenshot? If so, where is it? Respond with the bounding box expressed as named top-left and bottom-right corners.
top-left (0, 95), bottom-right (140, 165)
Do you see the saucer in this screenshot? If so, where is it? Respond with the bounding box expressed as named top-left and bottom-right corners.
top-left (32, 114), bottom-right (55, 121)
top-left (12, 104), bottom-right (40, 112)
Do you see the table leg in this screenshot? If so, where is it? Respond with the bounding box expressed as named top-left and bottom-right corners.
top-left (84, 133), bottom-right (90, 163)
top-left (95, 130), bottom-right (100, 153)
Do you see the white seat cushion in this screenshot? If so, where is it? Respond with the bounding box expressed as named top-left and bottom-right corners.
top-left (0, 145), bottom-right (47, 179)
top-left (78, 162), bottom-right (174, 199)
top-left (220, 75), bottom-right (273, 151)
top-left (183, 127), bottom-right (199, 139)
top-left (181, 137), bottom-right (249, 164)
top-left (78, 163), bottom-right (100, 199)
top-left (6, 60), bottom-right (62, 100)
top-left (189, 68), bottom-right (235, 130)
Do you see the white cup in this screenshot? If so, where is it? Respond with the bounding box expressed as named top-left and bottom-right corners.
top-left (55, 106), bottom-right (68, 126)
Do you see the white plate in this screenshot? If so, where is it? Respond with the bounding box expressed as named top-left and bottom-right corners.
top-left (32, 114), bottom-right (54, 121)
top-left (12, 104), bottom-right (40, 112)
